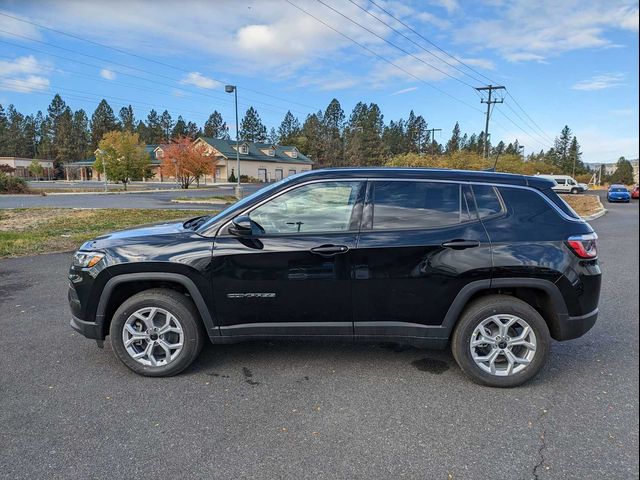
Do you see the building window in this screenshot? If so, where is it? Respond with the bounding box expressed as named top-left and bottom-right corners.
top-left (290, 149), bottom-right (298, 158)
top-left (275, 169), bottom-right (283, 181)
top-left (258, 168), bottom-right (267, 182)
top-left (268, 147), bottom-right (276, 156)
top-left (288, 169), bottom-right (296, 176)
top-left (239, 144), bottom-right (249, 155)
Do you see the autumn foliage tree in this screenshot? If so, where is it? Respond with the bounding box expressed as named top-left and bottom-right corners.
top-left (160, 137), bottom-right (215, 189)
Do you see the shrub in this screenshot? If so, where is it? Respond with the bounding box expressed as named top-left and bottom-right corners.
top-left (0, 172), bottom-right (29, 194)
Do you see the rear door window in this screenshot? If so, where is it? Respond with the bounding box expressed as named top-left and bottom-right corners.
top-left (370, 181), bottom-right (471, 230)
top-left (471, 185), bottom-right (504, 218)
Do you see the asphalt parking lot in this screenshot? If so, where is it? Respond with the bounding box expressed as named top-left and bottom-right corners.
top-left (0, 199), bottom-right (638, 479)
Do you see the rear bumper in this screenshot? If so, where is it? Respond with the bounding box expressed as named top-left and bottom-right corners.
top-left (70, 315), bottom-right (104, 347)
top-left (555, 308), bottom-right (598, 341)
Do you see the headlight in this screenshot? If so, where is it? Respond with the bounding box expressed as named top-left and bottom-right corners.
top-left (72, 251), bottom-right (105, 268)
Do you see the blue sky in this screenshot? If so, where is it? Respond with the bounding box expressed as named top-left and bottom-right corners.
top-left (0, 0), bottom-right (637, 163)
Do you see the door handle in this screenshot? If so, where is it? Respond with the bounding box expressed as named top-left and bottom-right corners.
top-left (310, 244), bottom-right (349, 257)
top-left (441, 239), bottom-right (480, 249)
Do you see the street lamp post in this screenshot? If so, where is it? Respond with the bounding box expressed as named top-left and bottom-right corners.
top-left (97, 148), bottom-right (108, 192)
top-left (225, 84), bottom-right (242, 199)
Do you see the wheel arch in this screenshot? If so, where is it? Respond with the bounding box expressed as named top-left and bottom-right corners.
top-left (96, 273), bottom-right (217, 339)
top-left (443, 278), bottom-right (569, 341)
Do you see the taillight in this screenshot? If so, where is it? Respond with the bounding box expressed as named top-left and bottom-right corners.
top-left (566, 233), bottom-right (598, 259)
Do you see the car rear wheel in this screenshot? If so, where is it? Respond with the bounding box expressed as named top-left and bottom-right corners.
top-left (571, 187), bottom-right (579, 194)
top-left (109, 288), bottom-right (204, 377)
top-left (451, 295), bottom-right (550, 387)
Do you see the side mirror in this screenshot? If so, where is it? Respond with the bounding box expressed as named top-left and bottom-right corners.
top-left (229, 215), bottom-right (264, 237)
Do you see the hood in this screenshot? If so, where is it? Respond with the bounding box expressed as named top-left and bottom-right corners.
top-left (80, 220), bottom-right (188, 251)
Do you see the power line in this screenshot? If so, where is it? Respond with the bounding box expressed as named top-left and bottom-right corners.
top-left (503, 101), bottom-right (554, 147)
top-left (0, 36), bottom-right (306, 117)
top-left (366, 0), bottom-right (497, 85)
top-left (318, 0), bottom-right (477, 89)
top-left (346, 0), bottom-right (487, 86)
top-left (505, 89), bottom-right (555, 143)
top-left (0, 11), bottom-right (321, 112)
top-left (286, 0), bottom-right (483, 114)
top-left (356, 1), bottom-right (554, 148)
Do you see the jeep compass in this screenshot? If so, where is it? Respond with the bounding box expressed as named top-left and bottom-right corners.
top-left (69, 168), bottom-right (601, 387)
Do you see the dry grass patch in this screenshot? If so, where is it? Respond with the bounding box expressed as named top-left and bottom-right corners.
top-left (0, 208), bottom-right (212, 258)
top-left (560, 194), bottom-right (603, 217)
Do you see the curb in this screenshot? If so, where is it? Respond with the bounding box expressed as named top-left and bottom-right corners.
top-left (43, 186), bottom-right (237, 196)
top-left (171, 199), bottom-right (232, 205)
top-left (582, 196), bottom-right (607, 221)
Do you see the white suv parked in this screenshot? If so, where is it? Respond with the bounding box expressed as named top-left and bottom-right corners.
top-left (536, 175), bottom-right (588, 194)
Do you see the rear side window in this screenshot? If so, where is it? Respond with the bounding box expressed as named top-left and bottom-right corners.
top-left (472, 185), bottom-right (503, 218)
top-left (497, 187), bottom-right (570, 223)
top-left (541, 188), bottom-right (580, 219)
top-left (371, 181), bottom-right (471, 230)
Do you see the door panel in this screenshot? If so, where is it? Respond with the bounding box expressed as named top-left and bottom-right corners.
top-left (212, 232), bottom-right (357, 334)
top-left (211, 180), bottom-right (365, 337)
top-left (352, 180), bottom-right (492, 336)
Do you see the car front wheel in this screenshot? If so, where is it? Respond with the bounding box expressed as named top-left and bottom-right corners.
top-left (451, 295), bottom-right (550, 387)
top-left (109, 288), bottom-right (204, 377)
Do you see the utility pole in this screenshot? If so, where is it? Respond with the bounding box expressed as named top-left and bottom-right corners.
top-left (476, 85), bottom-right (505, 158)
top-left (427, 128), bottom-right (441, 158)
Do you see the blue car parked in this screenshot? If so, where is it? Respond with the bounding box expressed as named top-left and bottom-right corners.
top-left (607, 184), bottom-right (631, 203)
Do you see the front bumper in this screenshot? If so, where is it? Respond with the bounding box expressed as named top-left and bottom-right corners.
top-left (555, 308), bottom-right (598, 341)
top-left (70, 315), bottom-right (104, 347)
top-left (608, 196), bottom-right (630, 202)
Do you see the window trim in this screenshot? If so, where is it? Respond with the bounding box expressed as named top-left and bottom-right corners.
top-left (470, 184), bottom-right (507, 221)
top-left (362, 180), bottom-right (478, 233)
top-left (219, 178), bottom-right (367, 237)
top-left (215, 176), bottom-right (584, 238)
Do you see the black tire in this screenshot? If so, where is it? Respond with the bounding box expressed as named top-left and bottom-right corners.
top-left (451, 295), bottom-right (550, 388)
top-left (571, 188), bottom-right (579, 194)
top-left (109, 288), bottom-right (204, 377)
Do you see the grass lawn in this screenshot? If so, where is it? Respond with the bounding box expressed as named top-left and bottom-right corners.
top-left (0, 208), bottom-right (212, 258)
top-left (560, 194), bottom-right (604, 217)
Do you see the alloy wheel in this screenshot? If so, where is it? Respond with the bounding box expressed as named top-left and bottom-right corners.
top-left (469, 314), bottom-right (537, 376)
top-left (122, 307), bottom-right (184, 367)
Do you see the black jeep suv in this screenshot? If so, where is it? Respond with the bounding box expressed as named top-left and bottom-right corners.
top-left (69, 168), bottom-right (601, 387)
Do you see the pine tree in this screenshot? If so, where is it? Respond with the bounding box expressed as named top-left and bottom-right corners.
top-left (135, 120), bottom-right (147, 143)
top-left (0, 104), bottom-right (8, 155)
top-left (71, 109), bottom-right (91, 160)
top-left (277, 111), bottom-right (301, 145)
top-left (36, 112), bottom-right (53, 160)
top-left (344, 102), bottom-right (386, 166)
top-left (6, 105), bottom-right (27, 157)
top-left (568, 136), bottom-right (586, 175)
top-left (203, 111), bottom-right (228, 139)
top-left (186, 121), bottom-right (200, 139)
top-left (322, 99), bottom-right (345, 165)
top-left (553, 125), bottom-right (573, 172)
top-left (145, 110), bottom-right (163, 144)
top-left (406, 111), bottom-right (427, 154)
top-left (267, 127), bottom-right (279, 144)
top-left (240, 107), bottom-right (267, 142)
top-left (55, 107), bottom-right (74, 168)
top-left (445, 122), bottom-right (462, 154)
top-left (610, 157), bottom-right (635, 184)
top-left (382, 119), bottom-right (407, 156)
top-left (91, 99), bottom-right (118, 149)
top-left (22, 114), bottom-right (38, 158)
top-left (300, 112), bottom-right (324, 164)
top-left (172, 116), bottom-right (187, 138)
top-left (160, 110), bottom-right (173, 142)
top-left (119, 105), bottom-right (135, 132)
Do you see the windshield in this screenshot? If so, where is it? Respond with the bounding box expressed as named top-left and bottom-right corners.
top-left (196, 177), bottom-right (294, 233)
top-left (611, 187), bottom-right (628, 192)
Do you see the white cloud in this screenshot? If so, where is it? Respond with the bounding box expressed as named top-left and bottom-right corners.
top-left (579, 131), bottom-right (639, 163)
top-left (0, 11), bottom-right (41, 39)
top-left (454, 1), bottom-right (639, 62)
top-left (100, 68), bottom-right (116, 80)
top-left (0, 55), bottom-right (50, 93)
top-left (180, 72), bottom-right (220, 90)
top-left (429, 0), bottom-right (459, 13)
top-left (415, 12), bottom-right (450, 29)
top-left (391, 86), bottom-right (418, 96)
top-left (572, 73), bottom-right (625, 91)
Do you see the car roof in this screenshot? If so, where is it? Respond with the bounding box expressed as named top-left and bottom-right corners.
top-left (610, 184), bottom-right (626, 188)
top-left (295, 167), bottom-right (555, 189)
